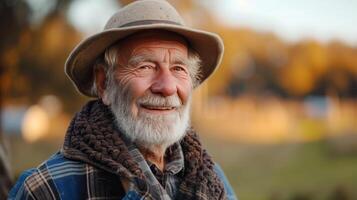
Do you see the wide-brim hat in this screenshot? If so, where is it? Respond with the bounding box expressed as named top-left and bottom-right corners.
top-left (65, 0), bottom-right (224, 97)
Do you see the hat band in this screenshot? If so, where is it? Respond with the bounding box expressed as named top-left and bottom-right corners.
top-left (120, 19), bottom-right (182, 28)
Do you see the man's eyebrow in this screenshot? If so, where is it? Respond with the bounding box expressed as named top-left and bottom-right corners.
top-left (127, 54), bottom-right (155, 66)
top-left (171, 56), bottom-right (189, 66)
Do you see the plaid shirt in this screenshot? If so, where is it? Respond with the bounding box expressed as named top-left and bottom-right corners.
top-left (126, 141), bottom-right (184, 200)
top-left (9, 151), bottom-right (237, 200)
top-left (8, 142), bottom-right (183, 200)
top-left (9, 152), bottom-right (128, 200)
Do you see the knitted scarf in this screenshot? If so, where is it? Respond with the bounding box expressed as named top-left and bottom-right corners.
top-left (62, 100), bottom-right (226, 200)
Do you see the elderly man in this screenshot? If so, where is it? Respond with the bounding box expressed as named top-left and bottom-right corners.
top-left (9, 0), bottom-right (236, 199)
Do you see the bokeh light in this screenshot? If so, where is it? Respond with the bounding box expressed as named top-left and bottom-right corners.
top-left (21, 105), bottom-right (50, 143)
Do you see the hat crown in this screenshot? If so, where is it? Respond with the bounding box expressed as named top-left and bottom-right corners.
top-left (104, 0), bottom-right (185, 30)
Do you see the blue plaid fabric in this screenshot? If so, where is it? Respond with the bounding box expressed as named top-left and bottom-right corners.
top-left (9, 152), bottom-right (128, 200)
top-left (9, 151), bottom-right (237, 200)
top-left (125, 141), bottom-right (184, 200)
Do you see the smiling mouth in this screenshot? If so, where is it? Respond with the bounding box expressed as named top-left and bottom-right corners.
top-left (140, 105), bottom-right (176, 113)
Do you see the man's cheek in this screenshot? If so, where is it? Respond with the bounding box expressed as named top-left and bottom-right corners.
top-left (178, 83), bottom-right (193, 104)
top-left (130, 79), bottom-right (152, 95)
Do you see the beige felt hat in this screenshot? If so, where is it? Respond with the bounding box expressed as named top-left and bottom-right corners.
top-left (65, 0), bottom-right (224, 97)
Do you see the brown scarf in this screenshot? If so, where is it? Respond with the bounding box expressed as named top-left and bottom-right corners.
top-left (62, 100), bottom-right (226, 200)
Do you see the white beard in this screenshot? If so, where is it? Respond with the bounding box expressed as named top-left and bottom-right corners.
top-left (106, 83), bottom-right (191, 150)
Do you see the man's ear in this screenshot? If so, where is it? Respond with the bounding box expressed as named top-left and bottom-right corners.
top-left (94, 66), bottom-right (111, 105)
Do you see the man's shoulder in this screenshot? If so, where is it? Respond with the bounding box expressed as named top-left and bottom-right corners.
top-left (21, 151), bottom-right (88, 184)
top-left (8, 152), bottom-right (88, 200)
top-left (214, 163), bottom-right (238, 200)
top-left (45, 151), bottom-right (86, 167)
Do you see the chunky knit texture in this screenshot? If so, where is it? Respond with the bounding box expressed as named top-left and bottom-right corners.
top-left (62, 100), bottom-right (227, 200)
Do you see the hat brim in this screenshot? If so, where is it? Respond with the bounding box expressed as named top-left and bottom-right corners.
top-left (65, 23), bottom-right (224, 97)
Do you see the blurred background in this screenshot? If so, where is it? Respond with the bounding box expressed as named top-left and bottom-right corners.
top-left (1, 0), bottom-right (356, 199)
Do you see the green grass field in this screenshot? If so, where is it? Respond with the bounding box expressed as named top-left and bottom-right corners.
top-left (202, 135), bottom-right (357, 200)
top-left (7, 134), bottom-right (357, 200)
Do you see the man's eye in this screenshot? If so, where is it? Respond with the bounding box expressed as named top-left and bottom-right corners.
top-left (172, 66), bottom-right (186, 72)
top-left (138, 65), bottom-right (153, 70)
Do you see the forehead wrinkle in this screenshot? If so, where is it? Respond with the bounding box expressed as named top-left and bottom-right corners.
top-left (129, 48), bottom-right (188, 65)
top-left (170, 55), bottom-right (189, 66)
top-left (131, 46), bottom-right (185, 56)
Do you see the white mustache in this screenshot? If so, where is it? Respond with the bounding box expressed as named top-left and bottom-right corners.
top-left (137, 94), bottom-right (182, 108)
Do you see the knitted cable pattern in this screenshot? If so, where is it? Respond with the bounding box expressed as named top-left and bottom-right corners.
top-left (62, 100), bottom-right (226, 200)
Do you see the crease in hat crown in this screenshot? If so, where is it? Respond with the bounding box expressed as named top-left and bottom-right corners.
top-left (65, 0), bottom-right (224, 97)
top-left (104, 0), bottom-right (185, 29)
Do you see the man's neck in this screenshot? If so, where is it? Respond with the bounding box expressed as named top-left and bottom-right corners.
top-left (136, 144), bottom-right (166, 171)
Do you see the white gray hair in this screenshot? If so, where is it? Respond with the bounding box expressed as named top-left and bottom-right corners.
top-left (91, 42), bottom-right (202, 96)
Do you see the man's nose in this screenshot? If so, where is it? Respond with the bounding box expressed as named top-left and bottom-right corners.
top-left (150, 70), bottom-right (177, 96)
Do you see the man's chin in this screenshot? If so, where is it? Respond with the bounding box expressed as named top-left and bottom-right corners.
top-left (137, 110), bottom-right (179, 124)
top-left (109, 95), bottom-right (190, 150)
top-left (132, 131), bottom-right (186, 150)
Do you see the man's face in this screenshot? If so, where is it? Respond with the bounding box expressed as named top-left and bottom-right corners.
top-left (115, 32), bottom-right (192, 117)
top-left (105, 31), bottom-right (193, 148)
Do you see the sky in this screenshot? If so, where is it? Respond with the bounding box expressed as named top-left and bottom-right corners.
top-left (66, 0), bottom-right (357, 45)
top-left (202, 0), bottom-right (357, 45)
top-left (67, 0), bottom-right (120, 34)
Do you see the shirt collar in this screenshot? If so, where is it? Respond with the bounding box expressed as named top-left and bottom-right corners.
top-left (162, 142), bottom-right (184, 175)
